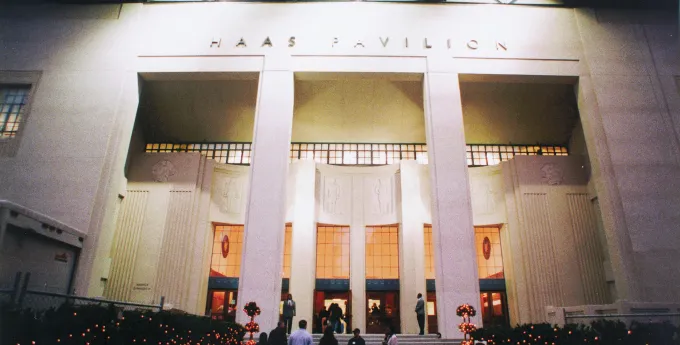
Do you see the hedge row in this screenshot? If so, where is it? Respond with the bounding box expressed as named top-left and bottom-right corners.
top-left (0, 303), bottom-right (245, 345)
top-left (471, 320), bottom-right (680, 345)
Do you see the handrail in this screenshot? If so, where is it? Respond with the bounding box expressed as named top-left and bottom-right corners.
top-left (24, 289), bottom-right (162, 309)
top-left (566, 313), bottom-right (680, 318)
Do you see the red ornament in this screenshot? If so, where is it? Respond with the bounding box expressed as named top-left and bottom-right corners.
top-left (221, 235), bottom-right (230, 258)
top-left (483, 237), bottom-right (491, 260)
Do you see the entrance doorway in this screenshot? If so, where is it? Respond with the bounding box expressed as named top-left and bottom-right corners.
top-left (314, 290), bottom-right (352, 334)
top-left (206, 289), bottom-right (238, 322)
top-left (480, 291), bottom-right (509, 327)
top-left (366, 291), bottom-right (400, 334)
top-left (426, 291), bottom-right (438, 334)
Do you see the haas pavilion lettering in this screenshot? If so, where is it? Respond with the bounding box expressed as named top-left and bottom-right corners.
top-left (209, 36), bottom-right (508, 51)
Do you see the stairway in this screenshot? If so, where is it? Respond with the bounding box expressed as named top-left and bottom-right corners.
top-left (310, 333), bottom-right (461, 345)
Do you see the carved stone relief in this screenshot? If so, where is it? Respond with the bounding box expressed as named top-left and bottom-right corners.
top-left (213, 173), bottom-right (244, 214)
top-left (323, 177), bottom-right (343, 215)
top-left (370, 177), bottom-right (393, 215)
top-left (151, 160), bottom-right (177, 182)
top-left (477, 182), bottom-right (498, 215)
top-left (541, 163), bottom-right (564, 185)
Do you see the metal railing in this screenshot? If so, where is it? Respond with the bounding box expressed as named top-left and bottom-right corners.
top-left (1, 272), bottom-right (164, 314)
top-left (565, 312), bottom-right (680, 327)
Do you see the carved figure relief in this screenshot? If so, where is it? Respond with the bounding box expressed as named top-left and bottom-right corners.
top-left (324, 177), bottom-right (342, 214)
top-left (541, 163), bottom-right (564, 185)
top-left (372, 178), bottom-right (393, 215)
top-left (151, 160), bottom-right (177, 182)
top-left (480, 183), bottom-right (497, 215)
top-left (218, 176), bottom-right (243, 214)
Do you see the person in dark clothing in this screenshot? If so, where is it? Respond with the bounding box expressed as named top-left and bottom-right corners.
top-left (318, 306), bottom-right (329, 333)
top-left (269, 321), bottom-right (288, 345)
top-left (319, 325), bottom-right (338, 345)
top-left (282, 294), bottom-right (297, 334)
top-left (328, 303), bottom-right (339, 333)
top-left (348, 329), bottom-right (366, 345)
top-left (415, 293), bottom-right (425, 335)
top-left (256, 332), bottom-right (268, 345)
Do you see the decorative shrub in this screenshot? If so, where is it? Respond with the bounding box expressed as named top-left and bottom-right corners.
top-left (1, 303), bottom-right (245, 345)
top-left (470, 320), bottom-right (680, 345)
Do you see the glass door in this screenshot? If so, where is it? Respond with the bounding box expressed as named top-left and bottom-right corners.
top-left (426, 291), bottom-right (438, 334)
top-left (366, 291), bottom-right (400, 334)
top-left (314, 290), bottom-right (351, 334)
top-left (206, 289), bottom-right (238, 322)
top-left (480, 291), bottom-right (509, 327)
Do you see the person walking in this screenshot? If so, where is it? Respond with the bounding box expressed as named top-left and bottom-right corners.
top-left (318, 306), bottom-right (329, 333)
top-left (348, 329), bottom-right (366, 345)
top-left (269, 321), bottom-right (288, 345)
top-left (288, 320), bottom-right (313, 345)
top-left (415, 293), bottom-right (425, 335)
top-left (319, 326), bottom-right (338, 345)
top-left (328, 303), bottom-right (341, 334)
top-left (283, 294), bottom-right (297, 334)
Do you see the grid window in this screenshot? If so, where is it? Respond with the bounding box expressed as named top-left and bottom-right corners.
top-left (0, 86), bottom-right (30, 139)
top-left (424, 224), bottom-right (435, 280)
top-left (210, 224), bottom-right (244, 278)
top-left (145, 142), bottom-right (252, 165)
top-left (466, 144), bottom-right (568, 167)
top-left (283, 225), bottom-right (292, 278)
top-left (366, 225), bottom-right (399, 279)
top-left (475, 226), bottom-right (504, 279)
top-left (147, 141), bottom-right (567, 167)
top-left (316, 225), bottom-right (350, 279)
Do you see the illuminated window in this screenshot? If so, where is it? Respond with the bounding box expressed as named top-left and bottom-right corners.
top-left (424, 225), bottom-right (435, 279)
top-left (475, 226), bottom-right (504, 279)
top-left (145, 142), bottom-right (252, 165)
top-left (210, 224), bottom-right (244, 278)
top-left (290, 143), bottom-right (428, 165)
top-left (146, 141), bottom-right (567, 167)
top-left (366, 225), bottom-right (399, 279)
top-left (0, 86), bottom-right (30, 139)
top-left (316, 225), bottom-right (350, 279)
top-left (466, 144), bottom-right (568, 167)
top-left (283, 225), bottom-right (292, 278)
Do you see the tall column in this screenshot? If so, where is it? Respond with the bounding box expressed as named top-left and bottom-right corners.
top-left (350, 176), bottom-right (366, 333)
top-left (289, 160), bottom-right (317, 327)
top-left (399, 161), bottom-right (427, 334)
top-left (424, 72), bottom-right (481, 338)
top-left (237, 69), bottom-right (295, 332)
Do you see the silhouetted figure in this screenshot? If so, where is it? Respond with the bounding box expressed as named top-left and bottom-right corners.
top-left (269, 321), bottom-right (288, 345)
top-left (257, 332), bottom-right (268, 345)
top-left (319, 326), bottom-right (338, 345)
top-left (348, 328), bottom-right (366, 345)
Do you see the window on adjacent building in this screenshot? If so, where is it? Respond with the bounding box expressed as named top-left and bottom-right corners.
top-left (424, 224), bottom-right (435, 279)
top-left (316, 225), bottom-right (350, 279)
top-left (366, 225), bottom-right (399, 279)
top-left (475, 226), bottom-right (504, 279)
top-left (210, 224), bottom-right (244, 278)
top-left (1, 85), bottom-right (30, 139)
top-left (283, 224), bottom-right (292, 278)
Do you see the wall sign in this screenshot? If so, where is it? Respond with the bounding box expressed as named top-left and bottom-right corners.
top-left (210, 36), bottom-right (508, 52)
